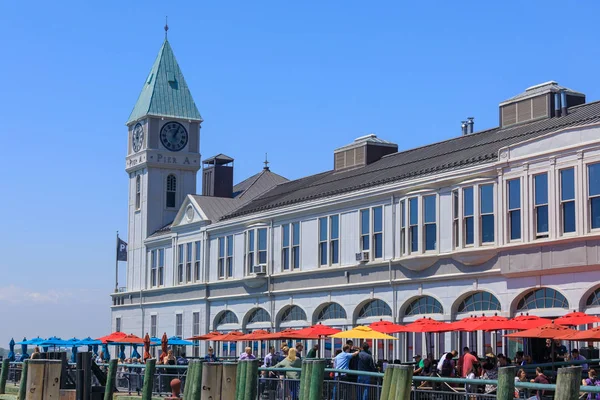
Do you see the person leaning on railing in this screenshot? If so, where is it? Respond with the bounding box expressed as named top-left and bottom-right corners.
top-left (273, 348), bottom-right (302, 400)
top-left (582, 369), bottom-right (600, 400)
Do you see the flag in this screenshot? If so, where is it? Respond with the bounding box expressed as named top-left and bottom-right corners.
top-left (117, 238), bottom-right (128, 261)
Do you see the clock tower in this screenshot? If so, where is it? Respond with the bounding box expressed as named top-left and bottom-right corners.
top-left (124, 37), bottom-right (202, 291)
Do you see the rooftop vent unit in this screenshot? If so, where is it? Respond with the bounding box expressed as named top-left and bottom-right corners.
top-left (334, 134), bottom-right (398, 171)
top-left (202, 154), bottom-right (234, 198)
top-left (499, 81), bottom-right (585, 128)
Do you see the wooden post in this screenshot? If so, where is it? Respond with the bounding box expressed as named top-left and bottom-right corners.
top-left (26, 359), bottom-right (62, 400)
top-left (141, 358), bottom-right (156, 400)
top-left (298, 358), bottom-right (313, 400)
top-left (380, 364), bottom-right (396, 400)
top-left (555, 366), bottom-right (581, 400)
top-left (308, 359), bottom-right (326, 400)
top-left (387, 365), bottom-right (400, 400)
top-left (18, 360), bottom-right (28, 400)
top-left (221, 363), bottom-right (237, 400)
top-left (103, 359), bottom-right (118, 400)
top-left (242, 360), bottom-right (259, 400)
top-left (81, 352), bottom-right (92, 400)
top-left (394, 365), bottom-right (413, 400)
top-left (43, 360), bottom-right (62, 399)
top-left (0, 358), bottom-right (9, 394)
top-left (496, 365), bottom-right (516, 400)
top-left (235, 361), bottom-right (246, 400)
top-left (186, 360), bottom-right (203, 399)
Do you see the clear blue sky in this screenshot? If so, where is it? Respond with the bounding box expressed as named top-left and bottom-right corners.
top-left (1, 0), bottom-right (599, 346)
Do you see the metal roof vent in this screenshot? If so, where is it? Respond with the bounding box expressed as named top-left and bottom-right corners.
top-left (333, 134), bottom-right (398, 171)
top-left (499, 81), bottom-right (585, 128)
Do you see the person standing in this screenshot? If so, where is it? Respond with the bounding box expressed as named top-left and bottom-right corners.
top-left (357, 343), bottom-right (376, 400)
top-left (457, 347), bottom-right (469, 377)
top-left (332, 345), bottom-right (360, 400)
top-left (571, 349), bottom-right (589, 372)
top-left (260, 346), bottom-right (277, 395)
top-left (461, 350), bottom-right (478, 378)
top-left (306, 344), bottom-right (319, 359)
top-left (529, 367), bottom-right (550, 400)
top-left (274, 348), bottom-right (302, 400)
top-left (239, 346), bottom-right (256, 360)
top-left (295, 343), bottom-right (304, 359)
top-left (437, 350), bottom-right (457, 374)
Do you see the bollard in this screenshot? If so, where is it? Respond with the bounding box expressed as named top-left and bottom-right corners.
top-left (201, 363), bottom-right (223, 400)
top-left (18, 360), bottom-right (28, 400)
top-left (308, 359), bottom-right (326, 400)
top-left (26, 359), bottom-right (62, 400)
top-left (497, 365), bottom-right (516, 400)
top-left (387, 365), bottom-right (401, 400)
top-left (298, 359), bottom-right (313, 400)
top-left (0, 358), bottom-right (8, 394)
top-left (380, 364), bottom-right (396, 400)
top-left (221, 363), bottom-right (237, 400)
top-left (103, 359), bottom-right (118, 400)
top-left (186, 360), bottom-right (203, 399)
top-left (394, 365), bottom-right (413, 400)
top-left (142, 358), bottom-right (156, 400)
top-left (242, 360), bottom-right (259, 400)
top-left (555, 366), bottom-right (582, 400)
top-left (235, 360), bottom-right (246, 400)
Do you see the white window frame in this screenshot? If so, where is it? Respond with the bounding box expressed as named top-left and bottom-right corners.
top-left (507, 178), bottom-right (522, 242)
top-left (462, 186), bottom-right (475, 247)
top-left (177, 244), bottom-right (184, 284)
top-left (115, 317), bottom-right (121, 333)
top-left (359, 206), bottom-right (384, 260)
top-left (408, 197), bottom-right (419, 254)
top-left (587, 161), bottom-right (600, 232)
top-left (245, 227), bottom-right (268, 275)
top-left (135, 175), bottom-right (141, 210)
top-left (452, 190), bottom-right (460, 249)
top-left (282, 222), bottom-right (301, 271)
top-left (559, 166), bottom-right (576, 236)
top-left (422, 195), bottom-right (437, 252)
top-left (150, 314), bottom-right (158, 337)
top-left (194, 241), bottom-right (201, 282)
top-left (318, 215), bottom-right (340, 266)
top-left (479, 183), bottom-right (495, 245)
top-left (399, 200), bottom-right (406, 255)
top-left (192, 312), bottom-right (200, 357)
top-left (533, 172), bottom-right (549, 239)
top-left (149, 248), bottom-right (165, 288)
top-left (175, 313), bottom-right (183, 338)
top-left (186, 243), bottom-right (192, 283)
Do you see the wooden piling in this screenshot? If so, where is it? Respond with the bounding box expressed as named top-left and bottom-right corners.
top-left (298, 359), bottom-right (313, 400)
top-left (26, 359), bottom-right (61, 400)
top-left (141, 358), bottom-right (156, 400)
top-left (18, 360), bottom-right (28, 400)
top-left (555, 366), bottom-right (581, 400)
top-left (394, 365), bottom-right (413, 400)
top-left (0, 358), bottom-right (9, 394)
top-left (380, 364), bottom-right (396, 400)
top-left (242, 360), bottom-right (259, 400)
top-left (235, 360), bottom-right (246, 400)
top-left (103, 359), bottom-right (118, 400)
top-left (308, 359), bottom-right (326, 400)
top-left (496, 365), bottom-right (516, 400)
top-left (186, 360), bottom-right (203, 399)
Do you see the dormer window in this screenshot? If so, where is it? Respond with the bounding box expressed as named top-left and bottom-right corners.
top-left (166, 175), bottom-right (177, 208)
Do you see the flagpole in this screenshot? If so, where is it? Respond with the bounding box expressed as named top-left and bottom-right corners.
top-left (115, 231), bottom-right (119, 293)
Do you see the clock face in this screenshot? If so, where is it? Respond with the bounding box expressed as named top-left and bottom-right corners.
top-left (132, 123), bottom-right (144, 152)
top-left (160, 121), bottom-right (188, 152)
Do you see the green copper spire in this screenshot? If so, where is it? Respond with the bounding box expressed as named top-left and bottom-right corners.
top-left (127, 39), bottom-right (202, 124)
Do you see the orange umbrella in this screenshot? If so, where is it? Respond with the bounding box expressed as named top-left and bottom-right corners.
top-left (556, 326), bottom-right (600, 341)
top-left (96, 332), bottom-right (127, 344)
top-left (404, 317), bottom-right (452, 333)
top-left (211, 331), bottom-right (245, 341)
top-left (143, 333), bottom-right (151, 362)
top-left (370, 320), bottom-right (406, 334)
top-left (468, 315), bottom-right (510, 332)
top-left (236, 330), bottom-right (271, 341)
top-left (554, 311), bottom-right (600, 326)
top-left (160, 332), bottom-right (168, 360)
top-left (505, 323), bottom-right (577, 339)
top-left (107, 334), bottom-right (145, 344)
top-left (254, 328), bottom-right (310, 340)
top-left (448, 316), bottom-right (482, 331)
top-left (186, 331), bottom-right (222, 341)
top-left (292, 324), bottom-right (342, 337)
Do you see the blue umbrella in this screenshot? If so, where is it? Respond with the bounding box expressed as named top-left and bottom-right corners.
top-left (92, 344), bottom-right (99, 356)
top-left (19, 337), bottom-right (29, 361)
top-left (149, 337), bottom-right (162, 346)
top-left (101, 343), bottom-right (110, 361)
top-left (16, 337), bottom-right (44, 346)
top-left (167, 336), bottom-right (194, 346)
top-left (39, 337), bottom-right (71, 348)
top-left (118, 345), bottom-right (126, 361)
top-left (7, 338), bottom-right (15, 362)
top-left (76, 337), bottom-right (102, 346)
top-left (131, 344), bottom-right (141, 359)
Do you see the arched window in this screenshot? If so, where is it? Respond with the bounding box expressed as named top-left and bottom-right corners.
top-left (166, 175), bottom-right (177, 208)
top-left (405, 296), bottom-right (443, 316)
top-left (135, 175), bottom-right (141, 210)
top-left (317, 303), bottom-right (347, 321)
top-left (281, 306), bottom-right (307, 323)
top-left (457, 291), bottom-right (501, 313)
top-left (247, 308), bottom-right (270, 324)
top-left (587, 288), bottom-right (600, 307)
top-left (516, 288), bottom-right (568, 311)
top-left (357, 299), bottom-right (392, 319)
top-left (216, 311), bottom-right (238, 327)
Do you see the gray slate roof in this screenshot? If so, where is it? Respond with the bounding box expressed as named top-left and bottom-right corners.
top-left (224, 100), bottom-right (600, 220)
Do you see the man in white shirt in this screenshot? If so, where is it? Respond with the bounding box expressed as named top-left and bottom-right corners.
top-left (437, 350), bottom-right (457, 374)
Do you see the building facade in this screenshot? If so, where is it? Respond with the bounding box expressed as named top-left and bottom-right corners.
top-left (112, 38), bottom-right (600, 360)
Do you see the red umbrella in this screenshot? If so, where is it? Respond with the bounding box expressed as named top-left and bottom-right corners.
top-left (255, 328), bottom-right (312, 340)
top-left (160, 332), bottom-right (168, 360)
top-left (370, 320), bottom-right (406, 334)
top-left (107, 334), bottom-right (145, 344)
top-left (554, 311), bottom-right (600, 326)
top-left (96, 332), bottom-right (127, 344)
top-left (468, 315), bottom-right (510, 332)
top-left (143, 333), bottom-right (151, 362)
top-left (448, 316), bottom-right (485, 331)
top-left (211, 331), bottom-right (246, 341)
top-left (186, 331), bottom-right (221, 341)
top-left (505, 323), bottom-right (577, 339)
top-left (556, 326), bottom-right (600, 341)
top-left (293, 324), bottom-right (342, 337)
top-left (236, 330), bottom-right (271, 341)
top-left (404, 318), bottom-right (452, 333)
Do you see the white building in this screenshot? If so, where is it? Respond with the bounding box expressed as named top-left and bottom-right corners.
top-left (112, 37), bottom-right (600, 361)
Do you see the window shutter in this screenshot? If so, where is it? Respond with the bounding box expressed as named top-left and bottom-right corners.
top-left (516, 99), bottom-right (532, 123)
top-left (532, 95), bottom-right (548, 119)
top-left (501, 103), bottom-right (517, 126)
top-left (355, 145), bottom-right (366, 165)
top-left (334, 151), bottom-right (345, 170)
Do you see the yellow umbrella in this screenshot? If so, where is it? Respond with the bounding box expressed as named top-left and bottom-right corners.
top-left (329, 325), bottom-right (397, 340)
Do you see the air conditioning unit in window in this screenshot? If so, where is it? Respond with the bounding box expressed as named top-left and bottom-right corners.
top-left (355, 251), bottom-right (370, 263)
top-left (253, 264), bottom-right (267, 275)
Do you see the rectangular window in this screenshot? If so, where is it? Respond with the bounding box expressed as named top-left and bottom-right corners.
top-left (507, 179), bottom-right (521, 240)
top-left (246, 230), bottom-right (255, 273)
top-left (319, 217), bottom-right (328, 266)
top-left (400, 200), bottom-right (406, 255)
top-left (150, 250), bottom-right (157, 287)
top-left (158, 249), bottom-right (164, 286)
top-left (218, 237), bottom-right (225, 279)
top-left (360, 209), bottom-right (370, 251)
top-left (115, 317), bottom-right (121, 333)
top-left (463, 187), bottom-right (474, 245)
top-left (373, 206), bottom-right (383, 258)
top-left (330, 215), bottom-right (339, 264)
top-left (175, 314), bottom-right (183, 338)
top-left (150, 315), bottom-right (157, 338)
top-left (423, 195), bottom-right (436, 251)
top-left (226, 235), bottom-right (234, 278)
top-left (282, 223), bottom-right (300, 271)
top-left (560, 168), bottom-right (576, 233)
top-left (192, 312), bottom-right (200, 357)
top-left (480, 184), bottom-right (495, 243)
top-left (409, 197), bottom-right (418, 252)
top-left (186, 243), bottom-right (192, 283)
top-left (282, 224), bottom-right (290, 270)
top-left (292, 222), bottom-right (300, 269)
top-left (135, 176), bottom-right (141, 210)
top-left (257, 228), bottom-right (267, 264)
top-left (177, 244), bottom-right (184, 284)
top-left (452, 190), bottom-right (459, 248)
top-left (194, 241), bottom-right (201, 281)
top-left (588, 163), bottom-right (600, 230)
top-left (534, 173), bottom-right (549, 238)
